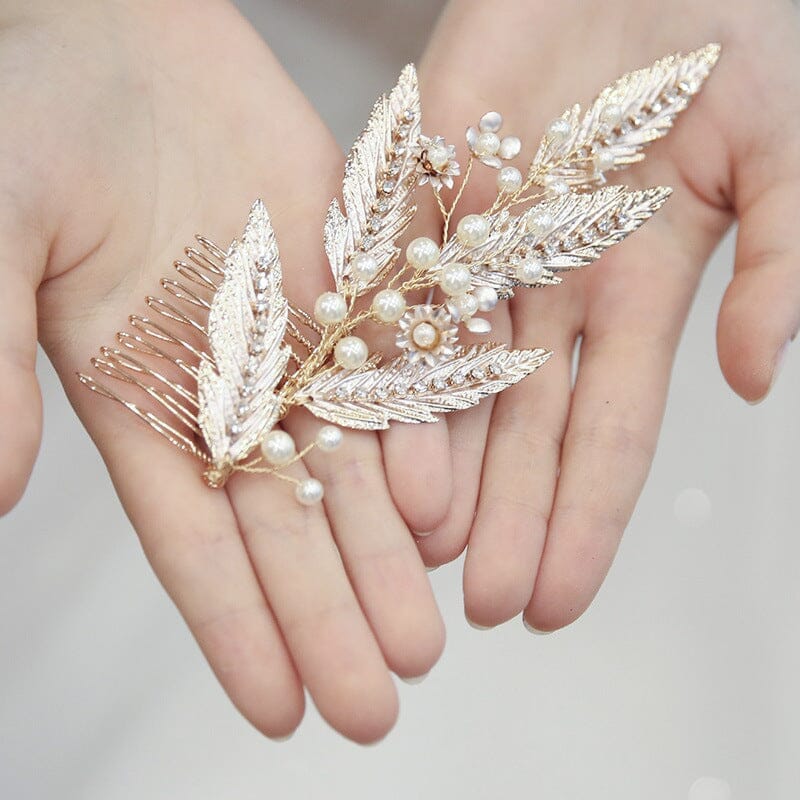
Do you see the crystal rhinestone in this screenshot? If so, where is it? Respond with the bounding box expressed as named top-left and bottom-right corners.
top-left (619, 121), bottom-right (633, 135)
top-left (335, 386), bottom-right (349, 399)
top-left (396, 123), bottom-right (410, 138)
top-left (374, 386), bottom-right (388, 400)
top-left (257, 275), bottom-right (269, 292)
top-left (678, 80), bottom-right (691, 93)
top-left (255, 302), bottom-right (268, 315)
top-left (617, 212), bottom-right (630, 226)
top-left (403, 109), bottom-right (415, 122)
top-left (431, 378), bottom-right (447, 392)
top-left (470, 367), bottom-right (485, 381)
top-left (229, 422), bottom-right (242, 437)
top-left (393, 143), bottom-right (407, 157)
top-left (413, 382), bottom-right (427, 394)
top-left (368, 215), bottom-right (382, 233)
top-left (651, 100), bottom-right (663, 113)
top-left (375, 199), bottom-right (390, 213)
top-left (664, 90), bottom-right (677, 104)
top-left (360, 235), bottom-right (376, 250)
top-left (489, 362), bottom-right (503, 376)
top-left (250, 341), bottom-right (264, 355)
top-left (562, 234), bottom-right (578, 251)
top-left (451, 371), bottom-right (466, 386)
top-left (254, 291), bottom-right (266, 304)
top-left (543, 240), bottom-right (559, 258)
top-left (597, 217), bottom-right (612, 234)
top-left (381, 179), bottom-right (396, 194)
top-left (236, 402), bottom-right (249, 417)
top-left (394, 380), bottom-right (409, 395)
top-left (387, 162), bottom-right (401, 177)
top-left (355, 387), bottom-right (369, 399)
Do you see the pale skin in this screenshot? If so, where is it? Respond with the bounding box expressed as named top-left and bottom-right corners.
top-left (0, 0), bottom-right (798, 744)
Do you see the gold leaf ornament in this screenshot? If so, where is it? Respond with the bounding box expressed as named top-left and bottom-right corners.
top-left (81, 47), bottom-right (721, 503)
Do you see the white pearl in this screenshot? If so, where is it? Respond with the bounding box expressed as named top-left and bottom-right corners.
top-left (473, 285), bottom-right (498, 312)
top-left (496, 166), bottom-right (522, 193)
top-left (474, 131), bottom-right (500, 157)
top-left (427, 144), bottom-right (450, 171)
top-left (478, 111), bottom-right (503, 133)
top-left (334, 336), bottom-right (368, 370)
top-left (594, 148), bottom-right (616, 172)
top-left (456, 214), bottom-right (490, 247)
top-left (516, 258), bottom-right (545, 284)
top-left (406, 237), bottom-right (440, 270)
top-left (497, 136), bottom-right (522, 160)
top-left (295, 478), bottom-right (324, 506)
top-left (412, 322), bottom-right (439, 350)
top-left (547, 118), bottom-right (572, 142)
top-left (545, 176), bottom-right (569, 197)
top-left (349, 252), bottom-right (380, 282)
top-left (261, 429), bottom-right (296, 466)
top-left (526, 210), bottom-right (555, 237)
top-left (439, 263), bottom-right (472, 296)
top-left (316, 425), bottom-right (343, 452)
top-left (450, 292), bottom-right (479, 319)
top-left (600, 103), bottom-right (623, 125)
top-left (371, 289), bottom-right (406, 323)
top-left (464, 316), bottom-right (492, 334)
top-left (313, 292), bottom-right (347, 326)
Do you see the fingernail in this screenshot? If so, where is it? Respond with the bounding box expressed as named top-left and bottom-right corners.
top-left (748, 339), bottom-right (791, 405)
top-left (414, 530), bottom-right (434, 538)
top-left (425, 565), bottom-right (439, 573)
top-left (523, 618), bottom-right (553, 635)
top-left (466, 617), bottom-right (492, 630)
top-left (270, 731), bottom-right (295, 742)
top-left (400, 672), bottom-right (429, 685)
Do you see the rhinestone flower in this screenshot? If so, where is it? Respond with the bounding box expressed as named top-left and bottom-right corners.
top-left (396, 305), bottom-right (458, 366)
top-left (412, 134), bottom-right (461, 190)
top-left (466, 111), bottom-right (522, 168)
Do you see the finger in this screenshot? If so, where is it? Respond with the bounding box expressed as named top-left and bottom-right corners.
top-left (66, 388), bottom-right (305, 739)
top-left (524, 238), bottom-right (697, 632)
top-left (226, 461), bottom-right (400, 744)
top-left (462, 298), bottom-right (578, 628)
top-left (0, 219), bottom-right (46, 515)
top-left (285, 417), bottom-right (446, 681)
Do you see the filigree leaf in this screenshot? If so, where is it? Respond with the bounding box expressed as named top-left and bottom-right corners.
top-left (530, 44), bottom-right (720, 186)
top-left (324, 64), bottom-right (421, 294)
top-left (198, 200), bottom-right (291, 466)
top-left (300, 345), bottom-right (551, 430)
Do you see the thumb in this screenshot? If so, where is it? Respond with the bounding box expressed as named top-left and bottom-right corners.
top-left (0, 209), bottom-right (46, 515)
top-left (717, 142), bottom-right (800, 403)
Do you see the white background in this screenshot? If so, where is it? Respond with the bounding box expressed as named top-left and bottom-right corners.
top-left (1, 1), bottom-right (798, 798)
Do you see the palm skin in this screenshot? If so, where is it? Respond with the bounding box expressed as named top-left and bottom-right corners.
top-left (0, 0), bottom-right (449, 743)
top-left (407, 0), bottom-right (800, 630)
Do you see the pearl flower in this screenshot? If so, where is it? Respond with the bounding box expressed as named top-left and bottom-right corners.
top-left (412, 134), bottom-right (461, 190)
top-left (396, 305), bottom-right (458, 367)
top-left (466, 111), bottom-right (521, 169)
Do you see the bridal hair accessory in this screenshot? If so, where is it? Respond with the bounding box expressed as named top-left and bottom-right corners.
top-left (80, 44), bottom-right (720, 504)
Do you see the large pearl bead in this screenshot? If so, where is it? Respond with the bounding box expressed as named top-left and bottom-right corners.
top-left (456, 214), bottom-right (490, 247)
top-left (411, 322), bottom-right (439, 350)
top-left (295, 478), bottom-right (324, 506)
top-left (594, 148), bottom-right (615, 172)
top-left (547, 117), bottom-right (572, 142)
top-left (450, 292), bottom-right (479, 319)
top-left (474, 131), bottom-right (501, 157)
top-left (334, 336), bottom-right (369, 370)
top-left (473, 285), bottom-right (498, 312)
top-left (496, 166), bottom-right (522, 193)
top-left (316, 425), bottom-right (343, 452)
top-left (427, 144), bottom-right (450, 171)
top-left (544, 175), bottom-right (569, 197)
top-left (526, 210), bottom-right (555, 237)
top-left (349, 252), bottom-right (380, 282)
top-left (314, 292), bottom-right (348, 326)
top-left (497, 135), bottom-right (522, 160)
top-left (600, 103), bottom-right (622, 125)
top-left (261, 429), bottom-right (296, 465)
top-left (516, 258), bottom-right (544, 284)
top-left (439, 263), bottom-right (472, 296)
top-left (406, 237), bottom-right (440, 269)
top-left (372, 289), bottom-right (407, 323)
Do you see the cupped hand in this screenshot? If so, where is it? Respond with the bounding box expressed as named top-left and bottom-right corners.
top-left (412, 0), bottom-right (800, 630)
top-left (0, 0), bottom-right (446, 742)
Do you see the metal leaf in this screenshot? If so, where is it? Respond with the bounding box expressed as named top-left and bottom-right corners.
top-left (530, 44), bottom-right (720, 186)
top-left (197, 200), bottom-right (291, 467)
top-left (300, 345), bottom-right (551, 430)
top-left (324, 64), bottom-right (421, 294)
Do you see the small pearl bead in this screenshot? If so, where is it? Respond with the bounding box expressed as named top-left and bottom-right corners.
top-left (478, 111), bottom-right (503, 132)
top-left (516, 258), bottom-right (545, 284)
top-left (456, 214), bottom-right (490, 247)
top-left (526, 210), bottom-right (555, 237)
top-left (412, 322), bottom-right (439, 350)
top-left (439, 263), bottom-right (472, 296)
top-left (261, 430), bottom-right (296, 465)
top-left (473, 285), bottom-right (498, 312)
top-left (334, 336), bottom-right (368, 370)
top-left (474, 131), bottom-right (501, 157)
top-left (497, 136), bottom-right (522, 160)
top-left (372, 289), bottom-right (406, 323)
top-left (349, 252), bottom-right (380, 282)
top-left (600, 103), bottom-right (623, 125)
top-left (316, 425), bottom-right (343, 452)
top-left (496, 166), bottom-right (522, 193)
top-left (406, 237), bottom-right (440, 270)
top-left (296, 478), bottom-right (324, 506)
top-left (547, 118), bottom-right (572, 142)
top-left (545, 176), bottom-right (569, 197)
top-left (594, 148), bottom-right (616, 172)
top-left (427, 144), bottom-right (450, 171)
top-left (450, 292), bottom-right (479, 319)
top-left (313, 292), bottom-right (348, 326)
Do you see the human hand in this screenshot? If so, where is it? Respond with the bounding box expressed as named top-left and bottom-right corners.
top-left (0, 0), bottom-right (446, 742)
top-left (412, 0), bottom-right (800, 629)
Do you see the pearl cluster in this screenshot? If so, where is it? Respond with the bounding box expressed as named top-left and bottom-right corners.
top-left (466, 111), bottom-right (521, 171)
top-left (259, 424), bottom-right (344, 505)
